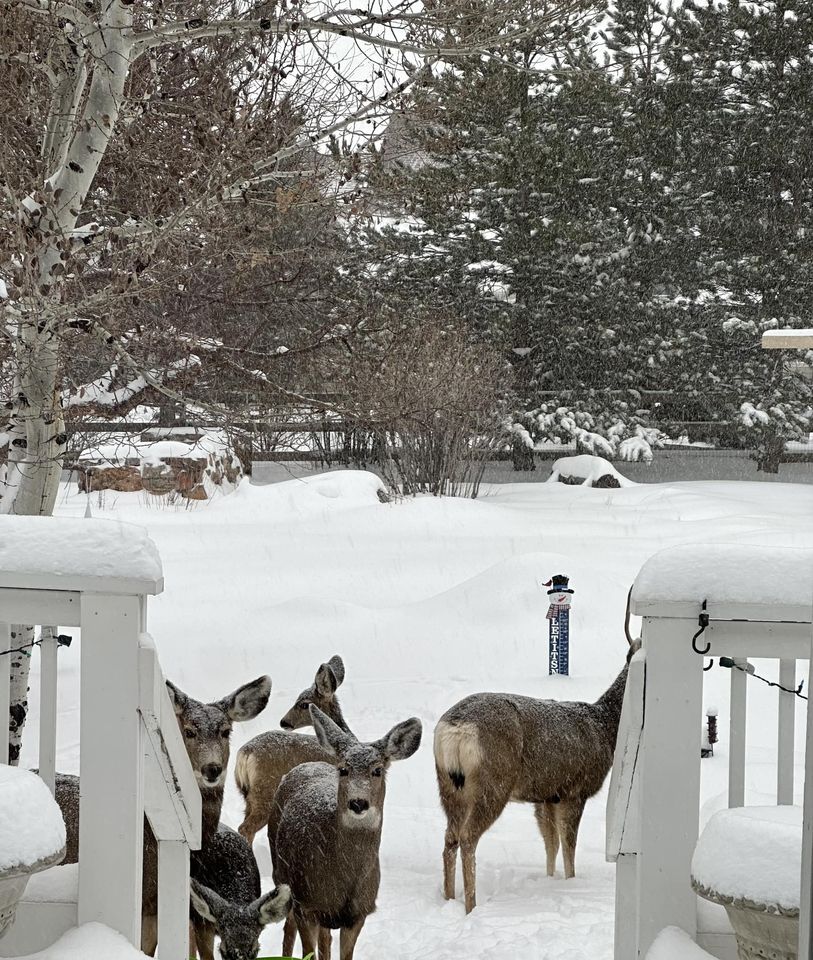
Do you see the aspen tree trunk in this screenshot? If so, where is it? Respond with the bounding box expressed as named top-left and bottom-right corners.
top-left (2, 0), bottom-right (132, 756)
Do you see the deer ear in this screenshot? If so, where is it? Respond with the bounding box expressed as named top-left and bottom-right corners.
top-left (327, 655), bottom-right (345, 687)
top-left (314, 661), bottom-right (339, 697)
top-left (378, 717), bottom-right (422, 762)
top-left (253, 884), bottom-right (291, 926)
top-left (310, 705), bottom-right (353, 755)
top-left (165, 680), bottom-right (187, 717)
top-left (221, 676), bottom-right (272, 722)
top-left (190, 880), bottom-right (222, 924)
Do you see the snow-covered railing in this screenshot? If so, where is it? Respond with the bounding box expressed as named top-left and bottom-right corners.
top-left (0, 517), bottom-right (200, 960)
top-left (606, 544), bottom-right (813, 960)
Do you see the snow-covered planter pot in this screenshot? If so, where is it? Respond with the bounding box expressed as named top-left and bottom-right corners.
top-left (691, 806), bottom-right (801, 960)
top-left (0, 767), bottom-right (66, 940)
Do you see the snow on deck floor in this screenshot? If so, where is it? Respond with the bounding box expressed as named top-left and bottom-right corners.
top-left (16, 472), bottom-right (813, 959)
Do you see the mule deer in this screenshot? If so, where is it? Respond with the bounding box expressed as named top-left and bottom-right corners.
top-left (434, 636), bottom-right (638, 913)
top-left (189, 824), bottom-right (290, 960)
top-left (235, 656), bottom-right (349, 847)
top-left (270, 705), bottom-right (421, 960)
top-left (49, 675), bottom-right (272, 954)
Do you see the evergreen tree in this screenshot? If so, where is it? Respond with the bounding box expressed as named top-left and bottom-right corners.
top-left (663, 0), bottom-right (813, 469)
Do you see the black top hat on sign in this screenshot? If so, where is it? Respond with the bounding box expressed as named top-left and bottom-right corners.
top-left (547, 574), bottom-right (574, 594)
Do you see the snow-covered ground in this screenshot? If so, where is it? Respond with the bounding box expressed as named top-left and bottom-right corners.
top-left (17, 471), bottom-right (813, 959)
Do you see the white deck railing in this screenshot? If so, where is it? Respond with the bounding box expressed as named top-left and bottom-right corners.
top-left (0, 519), bottom-right (200, 960)
top-left (607, 545), bottom-right (813, 960)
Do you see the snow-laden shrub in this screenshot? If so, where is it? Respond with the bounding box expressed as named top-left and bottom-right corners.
top-left (510, 403), bottom-right (665, 464)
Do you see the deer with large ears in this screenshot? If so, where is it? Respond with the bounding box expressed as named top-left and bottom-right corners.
top-left (50, 675), bottom-right (273, 955)
top-left (270, 705), bottom-right (422, 960)
top-left (235, 656), bottom-right (349, 847)
top-left (435, 609), bottom-right (639, 914)
top-left (189, 824), bottom-right (291, 960)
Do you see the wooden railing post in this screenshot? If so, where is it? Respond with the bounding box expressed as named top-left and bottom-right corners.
top-left (38, 626), bottom-right (59, 794)
top-left (799, 643), bottom-right (813, 960)
top-left (156, 840), bottom-right (190, 960)
top-left (728, 659), bottom-right (748, 808)
top-left (78, 592), bottom-right (144, 946)
top-left (636, 617), bottom-right (703, 957)
top-left (777, 659), bottom-right (796, 805)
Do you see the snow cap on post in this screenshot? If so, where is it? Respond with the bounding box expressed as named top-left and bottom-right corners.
top-left (0, 516), bottom-right (163, 595)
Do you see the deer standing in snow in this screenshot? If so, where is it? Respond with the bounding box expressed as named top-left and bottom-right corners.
top-left (235, 656), bottom-right (349, 847)
top-left (51, 675), bottom-right (272, 954)
top-left (434, 630), bottom-right (638, 913)
top-left (270, 705), bottom-right (422, 960)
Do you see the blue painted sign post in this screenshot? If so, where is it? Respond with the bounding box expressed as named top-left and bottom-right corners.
top-left (545, 574), bottom-right (573, 675)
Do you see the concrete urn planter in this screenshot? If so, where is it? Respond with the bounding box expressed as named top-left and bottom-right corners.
top-left (0, 768), bottom-right (66, 940)
top-left (691, 806), bottom-right (801, 960)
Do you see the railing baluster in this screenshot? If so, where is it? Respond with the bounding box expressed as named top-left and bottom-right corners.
top-left (38, 626), bottom-right (59, 794)
top-left (729, 658), bottom-right (748, 808)
top-left (777, 658), bottom-right (796, 805)
top-left (0, 622), bottom-right (10, 765)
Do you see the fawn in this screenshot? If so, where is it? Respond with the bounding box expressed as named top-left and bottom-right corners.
top-left (270, 705), bottom-right (422, 960)
top-left (235, 656), bottom-right (349, 847)
top-left (189, 823), bottom-right (290, 960)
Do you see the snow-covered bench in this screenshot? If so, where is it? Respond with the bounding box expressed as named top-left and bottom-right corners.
top-left (607, 543), bottom-right (813, 960)
top-left (0, 517), bottom-right (200, 960)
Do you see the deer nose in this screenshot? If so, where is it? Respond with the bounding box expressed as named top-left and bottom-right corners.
top-left (348, 798), bottom-right (369, 815)
top-left (280, 719), bottom-right (293, 730)
top-left (201, 763), bottom-right (223, 783)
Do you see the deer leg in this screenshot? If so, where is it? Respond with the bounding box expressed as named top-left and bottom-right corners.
top-left (297, 916), bottom-right (318, 960)
top-left (459, 786), bottom-right (512, 913)
top-left (141, 915), bottom-right (158, 957)
top-left (281, 911), bottom-right (298, 957)
top-left (556, 798), bottom-right (586, 879)
top-left (339, 918), bottom-right (366, 960)
top-left (318, 925), bottom-right (332, 960)
top-left (193, 920), bottom-right (216, 960)
top-left (237, 797), bottom-right (271, 848)
top-left (443, 824), bottom-right (459, 900)
top-left (534, 802), bottom-right (560, 876)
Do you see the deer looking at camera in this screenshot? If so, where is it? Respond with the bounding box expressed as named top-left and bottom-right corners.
top-left (270, 706), bottom-right (422, 960)
top-left (51, 675), bottom-right (272, 955)
top-left (235, 656), bottom-right (350, 847)
top-left (434, 610), bottom-right (639, 913)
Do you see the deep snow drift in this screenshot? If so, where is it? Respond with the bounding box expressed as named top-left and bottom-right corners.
top-left (15, 469), bottom-right (813, 959)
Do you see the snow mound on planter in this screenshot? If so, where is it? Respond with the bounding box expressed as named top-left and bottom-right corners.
top-left (0, 767), bottom-right (65, 873)
top-left (13, 922), bottom-right (148, 959)
top-left (692, 805), bottom-right (801, 912)
top-left (0, 516), bottom-right (162, 584)
top-left (633, 543), bottom-right (813, 613)
top-left (646, 926), bottom-right (717, 960)
top-left (547, 455), bottom-right (635, 488)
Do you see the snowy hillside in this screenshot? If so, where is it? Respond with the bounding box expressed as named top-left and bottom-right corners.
top-left (21, 472), bottom-right (813, 959)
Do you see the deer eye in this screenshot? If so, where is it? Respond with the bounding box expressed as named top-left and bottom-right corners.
top-left (338, 767), bottom-right (349, 777)
top-left (297, 701), bottom-right (309, 710)
top-left (372, 767), bottom-right (383, 777)
top-left (220, 728), bottom-right (231, 739)
top-left (184, 728), bottom-right (197, 739)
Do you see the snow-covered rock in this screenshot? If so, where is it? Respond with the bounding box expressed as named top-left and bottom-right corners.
top-left (0, 768), bottom-right (65, 873)
top-left (692, 806), bottom-right (801, 912)
top-left (547, 454), bottom-right (635, 488)
top-left (0, 517), bottom-right (162, 585)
